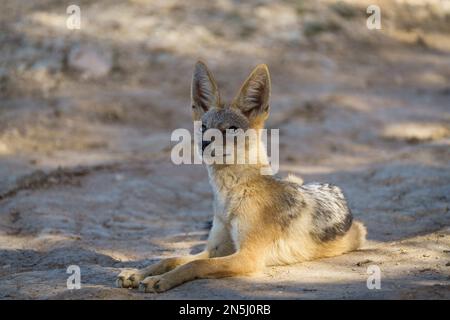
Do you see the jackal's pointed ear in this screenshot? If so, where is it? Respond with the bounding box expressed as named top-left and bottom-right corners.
top-left (232, 64), bottom-right (271, 124)
top-left (191, 61), bottom-right (221, 121)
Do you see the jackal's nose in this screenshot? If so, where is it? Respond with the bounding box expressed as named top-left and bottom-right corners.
top-left (202, 140), bottom-right (212, 152)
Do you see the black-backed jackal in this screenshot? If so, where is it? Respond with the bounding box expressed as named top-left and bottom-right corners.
top-left (117, 61), bottom-right (367, 292)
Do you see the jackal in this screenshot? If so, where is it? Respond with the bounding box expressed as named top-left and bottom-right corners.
top-left (117, 61), bottom-right (367, 292)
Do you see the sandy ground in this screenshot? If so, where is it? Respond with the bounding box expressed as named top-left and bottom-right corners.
top-left (0, 0), bottom-right (449, 299)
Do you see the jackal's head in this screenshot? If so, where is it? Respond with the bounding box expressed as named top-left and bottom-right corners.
top-left (191, 61), bottom-right (271, 166)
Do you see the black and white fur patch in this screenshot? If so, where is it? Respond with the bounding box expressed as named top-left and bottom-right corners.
top-left (300, 183), bottom-right (353, 242)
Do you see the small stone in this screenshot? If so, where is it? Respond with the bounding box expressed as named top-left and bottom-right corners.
top-left (355, 259), bottom-right (372, 266)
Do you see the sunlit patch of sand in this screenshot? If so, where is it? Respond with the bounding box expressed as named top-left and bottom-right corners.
top-left (382, 122), bottom-right (450, 143)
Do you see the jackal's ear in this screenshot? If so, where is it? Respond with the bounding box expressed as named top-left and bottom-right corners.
top-left (191, 61), bottom-right (221, 121)
top-left (232, 64), bottom-right (271, 124)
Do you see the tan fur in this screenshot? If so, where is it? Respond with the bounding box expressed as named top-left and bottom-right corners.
top-left (286, 173), bottom-right (304, 185)
top-left (116, 62), bottom-right (367, 292)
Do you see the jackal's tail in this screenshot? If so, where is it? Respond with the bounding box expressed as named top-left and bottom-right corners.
top-left (346, 220), bottom-right (367, 251)
top-left (316, 220), bottom-right (367, 258)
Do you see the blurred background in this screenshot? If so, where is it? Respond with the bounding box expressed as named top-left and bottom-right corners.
top-left (0, 0), bottom-right (449, 299)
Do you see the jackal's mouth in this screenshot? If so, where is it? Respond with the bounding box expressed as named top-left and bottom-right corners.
top-left (202, 150), bottom-right (231, 157)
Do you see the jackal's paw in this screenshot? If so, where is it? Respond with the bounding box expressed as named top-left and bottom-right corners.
top-left (139, 276), bottom-right (172, 293)
top-left (116, 269), bottom-right (145, 288)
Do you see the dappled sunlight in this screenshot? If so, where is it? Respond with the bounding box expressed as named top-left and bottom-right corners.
top-left (382, 122), bottom-right (450, 143)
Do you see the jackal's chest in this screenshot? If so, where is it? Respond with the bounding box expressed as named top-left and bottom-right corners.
top-left (213, 193), bottom-right (232, 222)
top-left (212, 183), bottom-right (245, 222)
top-left (212, 193), bottom-right (241, 250)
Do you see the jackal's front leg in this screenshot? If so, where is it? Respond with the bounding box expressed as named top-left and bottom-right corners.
top-left (138, 252), bottom-right (260, 293)
top-left (117, 217), bottom-right (233, 289)
top-left (116, 251), bottom-right (209, 288)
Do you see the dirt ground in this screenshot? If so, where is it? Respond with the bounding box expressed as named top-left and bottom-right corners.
top-left (0, 0), bottom-right (449, 299)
